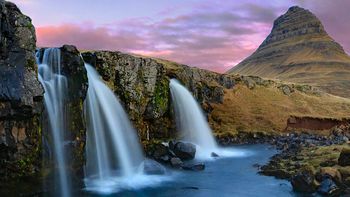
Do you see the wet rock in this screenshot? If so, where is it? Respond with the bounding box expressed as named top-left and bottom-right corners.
top-left (338, 148), bottom-right (350, 166)
top-left (317, 177), bottom-right (338, 195)
top-left (291, 170), bottom-right (318, 193)
top-left (211, 152), bottom-right (219, 157)
top-left (170, 157), bottom-right (183, 168)
top-left (173, 142), bottom-right (196, 161)
top-left (145, 143), bottom-right (170, 163)
top-left (143, 159), bottom-right (166, 175)
top-left (181, 163), bottom-right (205, 171)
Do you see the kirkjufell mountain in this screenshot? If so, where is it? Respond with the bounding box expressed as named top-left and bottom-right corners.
top-left (226, 6), bottom-right (350, 98)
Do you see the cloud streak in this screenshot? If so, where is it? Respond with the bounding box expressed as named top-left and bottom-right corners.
top-left (33, 0), bottom-right (350, 73)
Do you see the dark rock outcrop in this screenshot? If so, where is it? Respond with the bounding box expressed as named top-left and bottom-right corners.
top-left (226, 6), bottom-right (350, 98)
top-left (291, 170), bottom-right (318, 193)
top-left (339, 148), bottom-right (350, 167)
top-left (0, 0), bottom-right (44, 189)
top-left (172, 142), bottom-right (196, 161)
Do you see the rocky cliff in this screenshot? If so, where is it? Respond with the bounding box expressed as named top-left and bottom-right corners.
top-left (82, 51), bottom-right (350, 143)
top-left (0, 0), bottom-right (43, 188)
top-left (226, 6), bottom-right (350, 98)
top-left (82, 51), bottom-right (235, 142)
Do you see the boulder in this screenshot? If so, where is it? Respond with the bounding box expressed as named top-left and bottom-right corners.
top-left (317, 177), bottom-right (339, 195)
top-left (170, 157), bottom-right (183, 168)
top-left (143, 159), bottom-right (166, 175)
top-left (145, 143), bottom-right (170, 163)
top-left (338, 148), bottom-right (350, 166)
top-left (320, 167), bottom-right (342, 184)
top-left (291, 170), bottom-right (318, 193)
top-left (173, 142), bottom-right (196, 160)
top-left (211, 152), bottom-right (219, 157)
top-left (181, 163), bottom-right (205, 171)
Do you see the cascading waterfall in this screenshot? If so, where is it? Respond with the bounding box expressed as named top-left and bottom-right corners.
top-left (84, 63), bottom-right (151, 193)
top-left (170, 79), bottom-right (218, 159)
top-left (36, 48), bottom-right (70, 197)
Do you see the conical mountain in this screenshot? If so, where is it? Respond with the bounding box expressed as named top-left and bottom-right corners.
top-left (226, 6), bottom-right (350, 98)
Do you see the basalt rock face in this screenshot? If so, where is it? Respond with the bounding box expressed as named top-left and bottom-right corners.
top-left (226, 6), bottom-right (350, 98)
top-left (82, 51), bottom-right (236, 141)
top-left (0, 0), bottom-right (44, 188)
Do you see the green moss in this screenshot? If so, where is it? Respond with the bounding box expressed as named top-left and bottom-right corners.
top-left (153, 78), bottom-right (169, 113)
top-left (26, 23), bottom-right (33, 29)
top-left (25, 59), bottom-right (36, 71)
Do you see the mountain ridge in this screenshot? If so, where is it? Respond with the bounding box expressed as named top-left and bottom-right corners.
top-left (226, 6), bottom-right (350, 98)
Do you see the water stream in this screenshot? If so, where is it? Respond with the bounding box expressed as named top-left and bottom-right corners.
top-left (170, 79), bottom-right (232, 159)
top-left (84, 63), bottom-right (167, 194)
top-left (36, 48), bottom-right (70, 197)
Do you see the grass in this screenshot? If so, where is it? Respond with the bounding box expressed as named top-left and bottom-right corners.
top-left (209, 83), bottom-right (350, 134)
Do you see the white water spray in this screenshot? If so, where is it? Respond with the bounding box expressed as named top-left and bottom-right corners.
top-left (170, 79), bottom-right (218, 159)
top-left (84, 63), bottom-right (169, 194)
top-left (36, 48), bottom-right (70, 197)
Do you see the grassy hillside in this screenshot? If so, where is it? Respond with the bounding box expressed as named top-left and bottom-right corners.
top-left (209, 82), bottom-right (350, 135)
top-left (126, 52), bottom-right (350, 134)
top-left (226, 6), bottom-right (350, 98)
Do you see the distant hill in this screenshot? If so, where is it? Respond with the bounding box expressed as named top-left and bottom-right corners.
top-left (226, 6), bottom-right (350, 98)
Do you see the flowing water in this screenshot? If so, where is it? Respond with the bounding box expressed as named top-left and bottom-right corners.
top-left (36, 48), bottom-right (70, 197)
top-left (84, 63), bottom-right (167, 194)
top-left (76, 144), bottom-right (298, 197)
top-left (170, 79), bottom-right (229, 159)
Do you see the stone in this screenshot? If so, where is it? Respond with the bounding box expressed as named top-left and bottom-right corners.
top-left (211, 152), bottom-right (219, 157)
top-left (320, 167), bottom-right (342, 183)
top-left (181, 163), bottom-right (205, 171)
top-left (338, 148), bottom-right (350, 166)
top-left (170, 157), bottom-right (183, 168)
top-left (143, 159), bottom-right (166, 175)
top-left (173, 142), bottom-right (196, 161)
top-left (291, 170), bottom-right (318, 193)
top-left (317, 177), bottom-right (338, 195)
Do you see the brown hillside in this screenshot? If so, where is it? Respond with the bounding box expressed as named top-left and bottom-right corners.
top-left (226, 6), bottom-right (350, 98)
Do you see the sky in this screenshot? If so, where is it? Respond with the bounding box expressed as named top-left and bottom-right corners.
top-left (11, 0), bottom-right (350, 73)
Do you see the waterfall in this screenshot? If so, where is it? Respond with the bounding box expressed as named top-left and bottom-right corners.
top-left (170, 79), bottom-right (219, 159)
top-left (84, 63), bottom-right (147, 193)
top-left (36, 48), bottom-right (70, 197)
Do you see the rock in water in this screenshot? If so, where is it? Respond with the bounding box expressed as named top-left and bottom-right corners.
top-left (211, 152), bottom-right (219, 157)
top-left (170, 157), bottom-right (183, 168)
top-left (181, 163), bottom-right (205, 171)
top-left (226, 6), bottom-right (350, 98)
top-left (173, 142), bottom-right (196, 160)
top-left (338, 148), bottom-right (350, 166)
top-left (143, 159), bottom-right (166, 175)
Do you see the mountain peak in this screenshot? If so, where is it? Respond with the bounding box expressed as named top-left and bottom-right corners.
top-left (259, 6), bottom-right (327, 49)
top-left (226, 6), bottom-right (350, 98)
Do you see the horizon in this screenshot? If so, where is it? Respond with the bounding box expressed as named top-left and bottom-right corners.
top-left (11, 0), bottom-right (350, 73)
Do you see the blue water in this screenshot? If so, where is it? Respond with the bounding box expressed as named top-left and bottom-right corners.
top-left (77, 144), bottom-right (300, 197)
